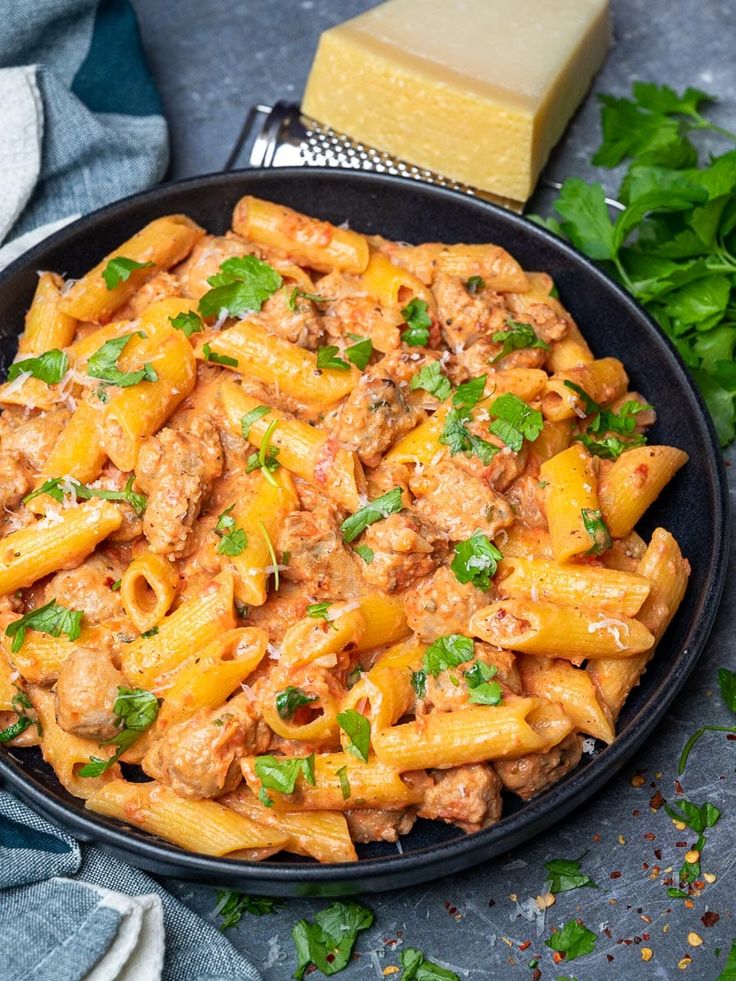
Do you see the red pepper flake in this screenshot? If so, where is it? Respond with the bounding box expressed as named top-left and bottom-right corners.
top-left (531, 971), bottom-right (542, 981)
top-left (727, 734), bottom-right (736, 741)
top-left (604, 928), bottom-right (613, 939)
top-left (488, 899), bottom-right (496, 907)
top-left (632, 809), bottom-right (641, 817)
top-left (674, 779), bottom-right (684, 795)
top-left (443, 901), bottom-right (459, 917)
top-left (552, 951), bottom-right (563, 965)
top-left (610, 871), bottom-right (622, 879)
top-left (519, 941), bottom-right (531, 952)
top-left (654, 849), bottom-right (662, 860)
top-left (592, 833), bottom-right (602, 842)
top-left (607, 954), bottom-right (615, 962)
top-left (326, 953), bottom-right (335, 964)
top-left (643, 932), bottom-right (650, 939)
top-left (642, 862), bottom-right (650, 870)
top-left (702, 911), bottom-right (720, 928)
top-left (649, 791), bottom-right (665, 811)
top-left (675, 841), bottom-right (688, 848)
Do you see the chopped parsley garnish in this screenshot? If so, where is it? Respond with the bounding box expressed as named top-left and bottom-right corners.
top-left (664, 798), bottom-right (720, 835)
top-left (258, 787), bottom-right (274, 807)
top-left (465, 275), bottom-right (485, 294)
top-left (257, 519), bottom-right (281, 590)
top-left (718, 666), bottom-right (736, 711)
top-left (353, 544), bottom-right (375, 564)
top-left (410, 361), bottom-right (452, 401)
top-left (23, 475), bottom-right (147, 515)
top-left (287, 287), bottom-right (331, 310)
top-left (254, 753), bottom-right (316, 795)
top-left (545, 919), bottom-right (597, 962)
top-left (581, 508), bottom-right (612, 555)
top-left (451, 530), bottom-right (502, 591)
top-left (340, 488), bottom-right (404, 543)
top-left (492, 320), bottom-right (550, 362)
top-left (316, 345), bottom-right (350, 372)
top-left (79, 686), bottom-right (160, 777)
top-left (452, 375), bottom-right (486, 411)
top-left (411, 670), bottom-right (427, 699)
top-left (198, 255), bottom-right (282, 318)
top-left (291, 901), bottom-right (374, 980)
top-left (87, 333), bottom-right (158, 387)
top-left (345, 334), bottom-right (373, 370)
top-left (440, 409), bottom-right (498, 465)
top-left (5, 601), bottom-right (83, 653)
top-left (102, 256), bottom-right (154, 290)
top-left (0, 688), bottom-right (42, 743)
top-left (241, 404), bottom-right (271, 439)
top-left (141, 626), bottom-right (159, 638)
top-left (275, 686), bottom-right (318, 721)
top-left (245, 417), bottom-right (281, 486)
top-left (110, 579), bottom-right (121, 591)
top-left (401, 298), bottom-right (432, 346)
top-left (400, 947), bottom-right (460, 980)
top-left (215, 890), bottom-right (283, 930)
top-left (214, 504), bottom-right (248, 556)
top-left (336, 709), bottom-right (371, 763)
top-left (680, 667), bottom-right (736, 771)
top-left (307, 602), bottom-right (332, 621)
top-left (465, 660), bottom-right (503, 705)
top-left (7, 348), bottom-right (68, 385)
top-left (423, 634), bottom-right (475, 677)
top-left (489, 393), bottom-right (544, 451)
top-left (202, 343), bottom-right (238, 367)
top-left (336, 765), bottom-right (351, 800)
top-left (169, 310), bottom-right (204, 337)
top-left (545, 856), bottom-right (598, 894)
top-left (565, 380), bottom-right (651, 458)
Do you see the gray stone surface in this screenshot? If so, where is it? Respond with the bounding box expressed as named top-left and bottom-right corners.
top-left (131, 1), bottom-right (736, 977)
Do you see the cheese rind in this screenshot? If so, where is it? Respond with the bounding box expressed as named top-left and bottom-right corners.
top-left (303, 0), bottom-right (610, 204)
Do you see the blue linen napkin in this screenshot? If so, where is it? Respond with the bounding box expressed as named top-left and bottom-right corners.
top-left (0, 0), bottom-right (169, 268)
top-left (0, 791), bottom-right (264, 980)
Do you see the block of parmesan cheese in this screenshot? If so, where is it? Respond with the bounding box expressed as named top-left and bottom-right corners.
top-left (303, 0), bottom-right (610, 205)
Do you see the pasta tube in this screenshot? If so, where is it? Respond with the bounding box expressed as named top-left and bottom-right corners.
top-left (120, 553), bottom-right (179, 633)
top-left (519, 655), bottom-right (615, 743)
top-left (59, 215), bottom-right (204, 323)
top-left (542, 358), bottom-right (628, 421)
top-left (85, 779), bottom-right (289, 855)
top-left (219, 380), bottom-right (364, 511)
top-left (0, 501), bottom-right (122, 595)
top-left (598, 445), bottom-right (689, 539)
top-left (469, 599), bottom-right (654, 660)
top-left (539, 444), bottom-right (601, 562)
top-left (232, 195), bottom-right (370, 273)
top-left (120, 571), bottom-right (236, 687)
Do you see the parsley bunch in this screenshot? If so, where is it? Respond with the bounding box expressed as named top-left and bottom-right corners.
top-left (536, 82), bottom-right (736, 444)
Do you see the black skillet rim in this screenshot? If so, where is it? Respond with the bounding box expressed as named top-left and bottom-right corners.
top-left (0, 167), bottom-right (728, 895)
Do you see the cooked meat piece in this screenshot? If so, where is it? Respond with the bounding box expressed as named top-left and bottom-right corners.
top-left (322, 293), bottom-right (402, 352)
top-left (245, 584), bottom-right (312, 644)
top-left (175, 233), bottom-right (261, 299)
top-left (278, 506), bottom-right (362, 599)
top-left (0, 449), bottom-right (31, 512)
top-left (44, 551), bottom-right (125, 623)
top-left (432, 274), bottom-right (508, 351)
top-left (136, 418), bottom-right (223, 556)
top-left (0, 405), bottom-right (70, 472)
top-left (366, 459), bottom-right (411, 500)
top-left (423, 643), bottom-right (521, 712)
top-left (116, 272), bottom-right (179, 318)
top-left (493, 733), bottom-right (583, 800)
top-left (458, 338), bottom-right (547, 376)
top-left (504, 292), bottom-right (571, 345)
top-left (345, 808), bottom-right (417, 843)
top-left (410, 460), bottom-right (514, 540)
top-left (403, 565), bottom-right (488, 642)
top-left (360, 511), bottom-right (447, 592)
top-left (505, 472), bottom-right (548, 529)
top-left (256, 287), bottom-right (323, 348)
top-left (334, 375), bottom-right (423, 467)
top-left (55, 646), bottom-right (125, 741)
top-left (417, 764), bottom-right (502, 833)
top-left (143, 694), bottom-right (270, 799)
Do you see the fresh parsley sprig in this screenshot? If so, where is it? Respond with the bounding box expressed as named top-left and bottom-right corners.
top-left (79, 686), bottom-right (160, 777)
top-left (340, 488), bottom-right (404, 543)
top-left (535, 81), bottom-right (736, 444)
top-left (214, 504), bottom-right (248, 556)
top-left (291, 901), bottom-right (374, 980)
top-left (0, 689), bottom-right (42, 743)
top-left (23, 475), bottom-right (147, 515)
top-left (198, 255), bottom-right (282, 319)
top-left (450, 530), bottom-right (502, 590)
top-left (336, 709), bottom-right (371, 762)
top-left (275, 686), bottom-right (317, 721)
top-left (401, 298), bottom-right (432, 346)
top-left (215, 890), bottom-right (283, 930)
top-left (492, 320), bottom-right (550, 362)
top-left (5, 601), bottom-right (83, 653)
top-left (7, 349), bottom-right (68, 385)
top-left (102, 257), bottom-right (154, 290)
top-left (87, 333), bottom-right (158, 387)
top-left (410, 361), bottom-right (452, 401)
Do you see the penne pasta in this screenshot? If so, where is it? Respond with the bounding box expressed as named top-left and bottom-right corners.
top-left (539, 443), bottom-right (601, 562)
top-left (120, 552), bottom-right (179, 633)
top-left (598, 445), bottom-right (689, 539)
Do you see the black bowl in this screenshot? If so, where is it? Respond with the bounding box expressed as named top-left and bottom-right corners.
top-left (0, 169), bottom-right (728, 896)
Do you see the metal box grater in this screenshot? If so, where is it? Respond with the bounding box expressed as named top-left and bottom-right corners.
top-left (224, 101), bottom-right (525, 212)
